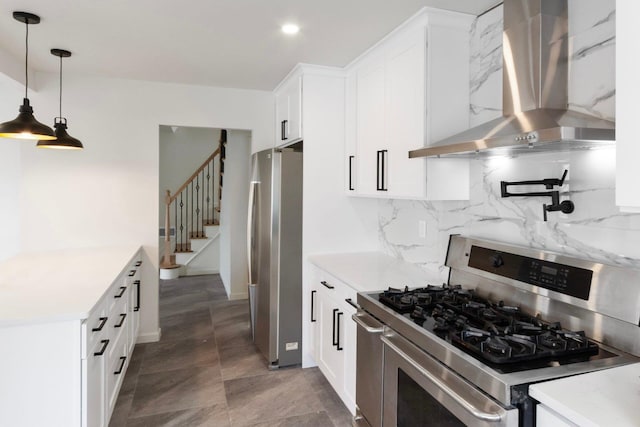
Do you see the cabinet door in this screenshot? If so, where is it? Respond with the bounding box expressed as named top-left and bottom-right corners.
top-left (275, 76), bottom-right (302, 145)
top-left (308, 282), bottom-right (319, 362)
top-left (384, 27), bottom-right (427, 198)
top-left (345, 71), bottom-right (357, 193)
top-left (276, 92), bottom-right (289, 144)
top-left (286, 77), bottom-right (302, 142)
top-left (85, 339), bottom-right (107, 427)
top-left (317, 288), bottom-right (345, 393)
top-left (341, 296), bottom-right (357, 415)
top-left (356, 60), bottom-right (386, 195)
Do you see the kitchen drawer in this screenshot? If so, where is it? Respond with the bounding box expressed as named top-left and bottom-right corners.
top-left (106, 326), bottom-right (128, 416)
top-left (316, 270), bottom-right (358, 304)
top-left (83, 298), bottom-right (108, 359)
top-left (108, 296), bottom-right (129, 347)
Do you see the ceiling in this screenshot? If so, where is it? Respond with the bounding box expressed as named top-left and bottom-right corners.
top-left (0, 0), bottom-right (500, 91)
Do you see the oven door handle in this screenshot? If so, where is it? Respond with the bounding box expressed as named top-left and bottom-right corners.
top-left (352, 311), bottom-right (384, 333)
top-left (381, 334), bottom-right (509, 424)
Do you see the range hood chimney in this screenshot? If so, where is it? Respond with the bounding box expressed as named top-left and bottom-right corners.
top-left (409, 0), bottom-right (615, 159)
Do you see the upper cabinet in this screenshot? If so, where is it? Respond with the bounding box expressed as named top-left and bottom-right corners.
top-left (616, 1), bottom-right (640, 212)
top-left (345, 9), bottom-right (473, 200)
top-left (275, 73), bottom-right (303, 146)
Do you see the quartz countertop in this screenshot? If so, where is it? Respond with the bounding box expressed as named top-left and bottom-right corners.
top-left (308, 251), bottom-right (443, 293)
top-left (0, 246), bottom-right (141, 327)
top-left (529, 363), bottom-right (640, 427)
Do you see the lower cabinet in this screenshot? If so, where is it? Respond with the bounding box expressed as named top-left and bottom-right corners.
top-left (85, 252), bottom-right (142, 427)
top-left (0, 247), bottom-right (144, 427)
top-left (312, 267), bottom-right (357, 415)
top-left (536, 405), bottom-right (577, 427)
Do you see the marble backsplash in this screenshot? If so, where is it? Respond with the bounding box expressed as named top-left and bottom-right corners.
top-left (379, 0), bottom-right (640, 279)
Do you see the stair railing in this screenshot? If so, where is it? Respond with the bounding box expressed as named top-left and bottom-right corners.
top-left (161, 147), bottom-right (220, 268)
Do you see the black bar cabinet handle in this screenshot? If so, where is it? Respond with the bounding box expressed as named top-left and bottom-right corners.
top-left (135, 261), bottom-right (142, 267)
top-left (380, 149), bottom-right (388, 191)
top-left (345, 298), bottom-right (359, 309)
top-left (92, 317), bottom-right (108, 332)
top-left (114, 286), bottom-right (126, 298)
top-left (320, 280), bottom-right (334, 290)
top-left (337, 312), bottom-right (343, 351)
top-left (134, 280), bottom-right (141, 312)
top-left (114, 356), bottom-right (127, 375)
top-left (376, 150), bottom-right (381, 190)
top-left (94, 339), bottom-right (109, 356)
top-left (128, 270), bottom-right (136, 277)
top-left (311, 290), bottom-right (317, 323)
top-left (114, 313), bottom-right (127, 328)
top-left (332, 308), bottom-right (339, 346)
top-left (348, 156), bottom-right (355, 191)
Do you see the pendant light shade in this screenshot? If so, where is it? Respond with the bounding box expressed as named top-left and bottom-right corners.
top-left (0, 11), bottom-right (55, 141)
top-left (37, 49), bottom-right (83, 150)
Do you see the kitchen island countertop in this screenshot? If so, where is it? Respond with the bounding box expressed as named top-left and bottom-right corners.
top-left (529, 362), bottom-right (640, 427)
top-left (0, 245), bottom-right (141, 327)
top-left (308, 251), bottom-right (443, 293)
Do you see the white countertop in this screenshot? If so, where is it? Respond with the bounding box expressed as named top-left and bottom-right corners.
top-left (308, 251), bottom-right (444, 292)
top-left (529, 363), bottom-right (640, 427)
top-left (0, 246), bottom-right (141, 327)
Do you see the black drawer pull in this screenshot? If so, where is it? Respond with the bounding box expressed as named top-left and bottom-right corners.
top-left (135, 261), bottom-right (142, 267)
top-left (332, 308), bottom-right (339, 346)
top-left (114, 286), bottom-right (126, 298)
top-left (376, 150), bottom-right (388, 191)
top-left (114, 356), bottom-right (127, 375)
top-left (345, 298), bottom-right (359, 309)
top-left (94, 339), bottom-right (109, 356)
top-left (92, 317), bottom-right (108, 332)
top-left (128, 270), bottom-right (136, 277)
top-left (337, 312), bottom-right (343, 351)
top-left (114, 313), bottom-right (127, 328)
top-left (311, 290), bottom-right (317, 323)
top-left (134, 280), bottom-right (141, 311)
top-left (321, 281), bottom-right (334, 290)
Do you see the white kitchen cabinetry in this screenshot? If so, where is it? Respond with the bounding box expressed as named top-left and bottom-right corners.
top-left (616, 1), bottom-right (640, 212)
top-left (275, 73), bottom-right (302, 146)
top-left (536, 405), bottom-right (577, 427)
top-left (0, 247), bottom-right (143, 427)
top-left (346, 8), bottom-right (472, 199)
top-left (312, 266), bottom-right (357, 415)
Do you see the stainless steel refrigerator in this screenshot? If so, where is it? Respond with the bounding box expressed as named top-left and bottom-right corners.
top-left (247, 146), bottom-right (302, 368)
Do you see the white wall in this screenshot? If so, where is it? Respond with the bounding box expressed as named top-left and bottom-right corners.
top-left (0, 70), bottom-right (273, 342)
top-left (219, 129), bottom-right (251, 299)
top-left (0, 75), bottom-right (23, 261)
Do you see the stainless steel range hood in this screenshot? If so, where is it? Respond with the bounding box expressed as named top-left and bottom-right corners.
top-left (409, 0), bottom-right (615, 159)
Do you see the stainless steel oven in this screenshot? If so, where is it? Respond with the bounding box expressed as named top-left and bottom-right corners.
top-left (353, 235), bottom-right (640, 427)
top-left (382, 329), bottom-right (518, 427)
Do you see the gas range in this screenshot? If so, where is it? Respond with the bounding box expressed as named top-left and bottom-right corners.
top-left (379, 284), bottom-right (602, 370)
top-left (354, 235), bottom-right (640, 427)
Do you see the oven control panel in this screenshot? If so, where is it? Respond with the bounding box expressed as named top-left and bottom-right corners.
top-left (468, 245), bottom-right (593, 300)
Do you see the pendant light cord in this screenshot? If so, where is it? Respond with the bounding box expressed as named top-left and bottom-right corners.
top-left (59, 54), bottom-right (63, 118)
top-left (24, 20), bottom-right (29, 99)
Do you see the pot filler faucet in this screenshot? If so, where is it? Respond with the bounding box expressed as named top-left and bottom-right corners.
top-left (500, 170), bottom-right (574, 221)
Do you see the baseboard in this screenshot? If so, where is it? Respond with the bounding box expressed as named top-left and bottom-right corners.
top-left (137, 328), bottom-right (161, 343)
top-left (229, 291), bottom-right (248, 300)
top-left (185, 268), bottom-right (220, 276)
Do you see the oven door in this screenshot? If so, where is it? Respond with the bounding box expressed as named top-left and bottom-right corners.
top-left (381, 330), bottom-right (519, 427)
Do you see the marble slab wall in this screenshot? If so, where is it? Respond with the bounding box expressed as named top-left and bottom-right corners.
top-left (379, 0), bottom-right (640, 280)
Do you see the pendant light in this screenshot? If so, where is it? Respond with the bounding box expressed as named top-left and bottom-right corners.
top-left (37, 49), bottom-right (83, 150)
top-left (0, 12), bottom-right (56, 141)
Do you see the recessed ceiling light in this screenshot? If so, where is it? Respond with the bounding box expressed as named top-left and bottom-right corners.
top-left (281, 24), bottom-right (300, 35)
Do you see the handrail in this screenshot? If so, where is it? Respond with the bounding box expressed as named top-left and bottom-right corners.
top-left (168, 147), bottom-right (220, 205)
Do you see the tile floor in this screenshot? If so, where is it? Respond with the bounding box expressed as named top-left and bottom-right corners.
top-left (109, 274), bottom-right (352, 427)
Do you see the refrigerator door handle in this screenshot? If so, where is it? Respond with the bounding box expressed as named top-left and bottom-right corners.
top-left (247, 181), bottom-right (258, 284)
